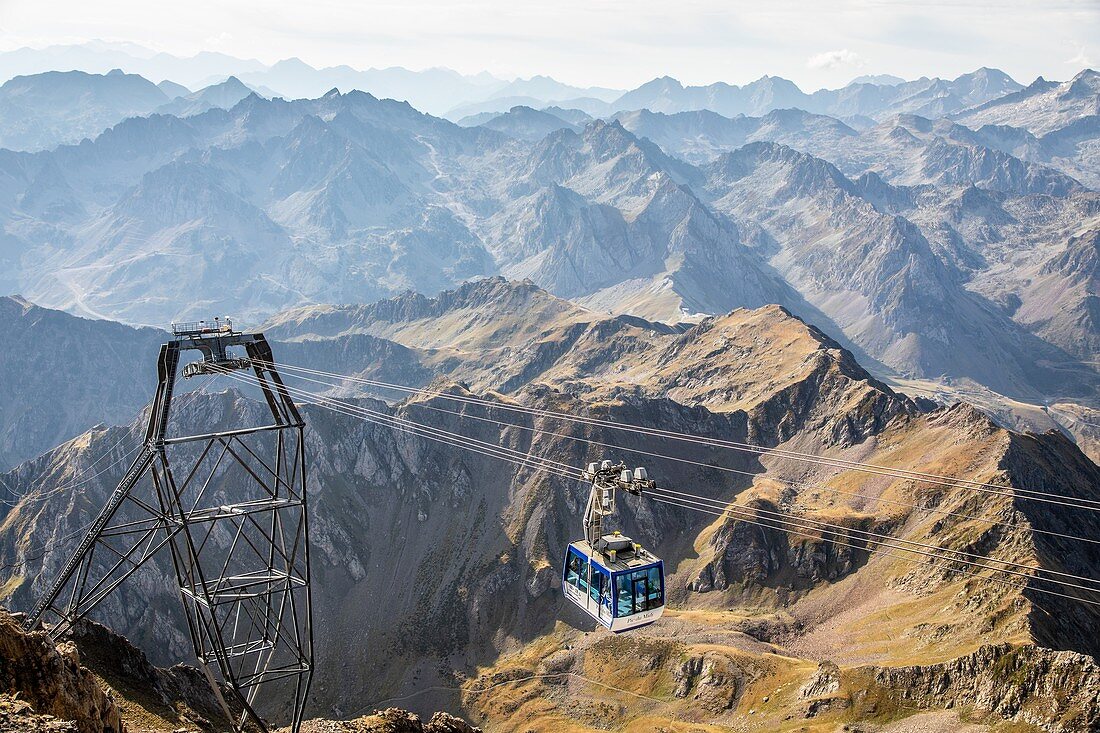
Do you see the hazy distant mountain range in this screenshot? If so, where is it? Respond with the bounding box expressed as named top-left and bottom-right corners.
top-left (0, 42), bottom-right (1069, 138)
top-left (0, 69), bottom-right (263, 150)
top-left (0, 69), bottom-right (171, 150)
top-left (0, 42), bottom-right (617, 119)
top-left (0, 47), bottom-right (1096, 461)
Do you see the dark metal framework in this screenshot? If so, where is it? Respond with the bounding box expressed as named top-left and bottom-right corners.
top-left (25, 323), bottom-right (313, 733)
top-left (581, 460), bottom-right (655, 548)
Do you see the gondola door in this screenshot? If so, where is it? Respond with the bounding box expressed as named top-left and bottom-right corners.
top-left (633, 575), bottom-right (649, 614)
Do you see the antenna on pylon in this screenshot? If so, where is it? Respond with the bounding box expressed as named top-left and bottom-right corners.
top-left (25, 318), bottom-right (314, 733)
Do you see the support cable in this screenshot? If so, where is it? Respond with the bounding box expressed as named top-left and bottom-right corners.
top-left (252, 360), bottom-right (1100, 514)
top-left (249, 362), bottom-right (1100, 547)
top-left (215, 368), bottom-right (1100, 607)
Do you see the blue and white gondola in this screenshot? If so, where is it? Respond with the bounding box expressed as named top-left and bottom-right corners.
top-left (562, 533), bottom-right (665, 631)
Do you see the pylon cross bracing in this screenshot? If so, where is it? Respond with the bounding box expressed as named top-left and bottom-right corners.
top-left (25, 322), bottom-right (314, 733)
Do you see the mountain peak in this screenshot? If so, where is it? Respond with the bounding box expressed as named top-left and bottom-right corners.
top-left (638, 75), bottom-right (684, 92)
top-left (284, 113), bottom-right (338, 146)
top-left (749, 74), bottom-right (800, 89)
top-left (850, 73), bottom-right (906, 86)
top-left (710, 140), bottom-right (856, 198)
top-left (1, 294), bottom-right (36, 314)
top-left (955, 67), bottom-right (1020, 92)
top-left (1066, 68), bottom-right (1100, 93)
top-left (580, 117), bottom-right (645, 152)
top-left (1026, 76), bottom-right (1057, 91)
top-left (271, 57), bottom-right (315, 72)
top-left (198, 75), bottom-right (251, 97)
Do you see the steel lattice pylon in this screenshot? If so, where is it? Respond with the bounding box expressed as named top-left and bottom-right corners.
top-left (25, 321), bottom-right (314, 733)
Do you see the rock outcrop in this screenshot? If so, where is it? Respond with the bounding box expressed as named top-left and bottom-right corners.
top-left (0, 611), bottom-right (122, 733)
top-left (800, 660), bottom-right (841, 699)
top-left (0, 608), bottom-right (482, 733)
top-left (67, 616), bottom-right (239, 732)
top-left (870, 644), bottom-right (1100, 732)
top-left (0, 695), bottom-right (78, 732)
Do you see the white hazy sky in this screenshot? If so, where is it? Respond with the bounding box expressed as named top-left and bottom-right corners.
top-left (1, 0), bottom-right (1097, 89)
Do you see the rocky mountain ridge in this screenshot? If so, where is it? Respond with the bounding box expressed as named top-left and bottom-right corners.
top-left (0, 42), bottom-right (1059, 123)
top-left (954, 69), bottom-right (1100, 135)
top-left (2, 281), bottom-right (1098, 731)
top-left (611, 67), bottom-right (1026, 122)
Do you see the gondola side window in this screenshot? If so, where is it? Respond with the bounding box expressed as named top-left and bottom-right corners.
top-left (646, 565), bottom-right (663, 608)
top-left (565, 547), bottom-right (588, 592)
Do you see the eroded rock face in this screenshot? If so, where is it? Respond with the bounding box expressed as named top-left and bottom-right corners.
top-left (0, 611), bottom-right (122, 733)
top-left (66, 617), bottom-right (238, 732)
top-left (800, 660), bottom-right (841, 699)
top-left (870, 644), bottom-right (1100, 733)
top-left (672, 653), bottom-right (744, 711)
top-left (689, 501), bottom-right (870, 594)
top-left (690, 510), bottom-right (786, 592)
top-left (0, 608), bottom-right (480, 733)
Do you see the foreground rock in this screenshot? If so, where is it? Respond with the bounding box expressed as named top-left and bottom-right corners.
top-left (0, 609), bottom-right (479, 733)
top-left (0, 611), bottom-right (121, 733)
top-left (0, 695), bottom-right (79, 732)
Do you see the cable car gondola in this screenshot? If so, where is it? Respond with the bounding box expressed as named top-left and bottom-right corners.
top-left (561, 460), bottom-right (665, 632)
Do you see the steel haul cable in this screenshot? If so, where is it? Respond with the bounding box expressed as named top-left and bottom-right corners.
top-left (250, 361), bottom-right (1100, 547)
top-left (214, 365), bottom-right (580, 479)
top-left (643, 487), bottom-right (1100, 593)
top-left (0, 521), bottom-right (98, 571)
top-left (219, 367), bottom-right (1100, 588)
top-left (252, 359), bottom-right (1100, 514)
top-left (0, 374), bottom-right (218, 509)
top-left (0, 376), bottom-right (220, 567)
top-left (641, 495), bottom-right (1100, 607)
top-left (214, 367), bottom-right (1100, 607)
